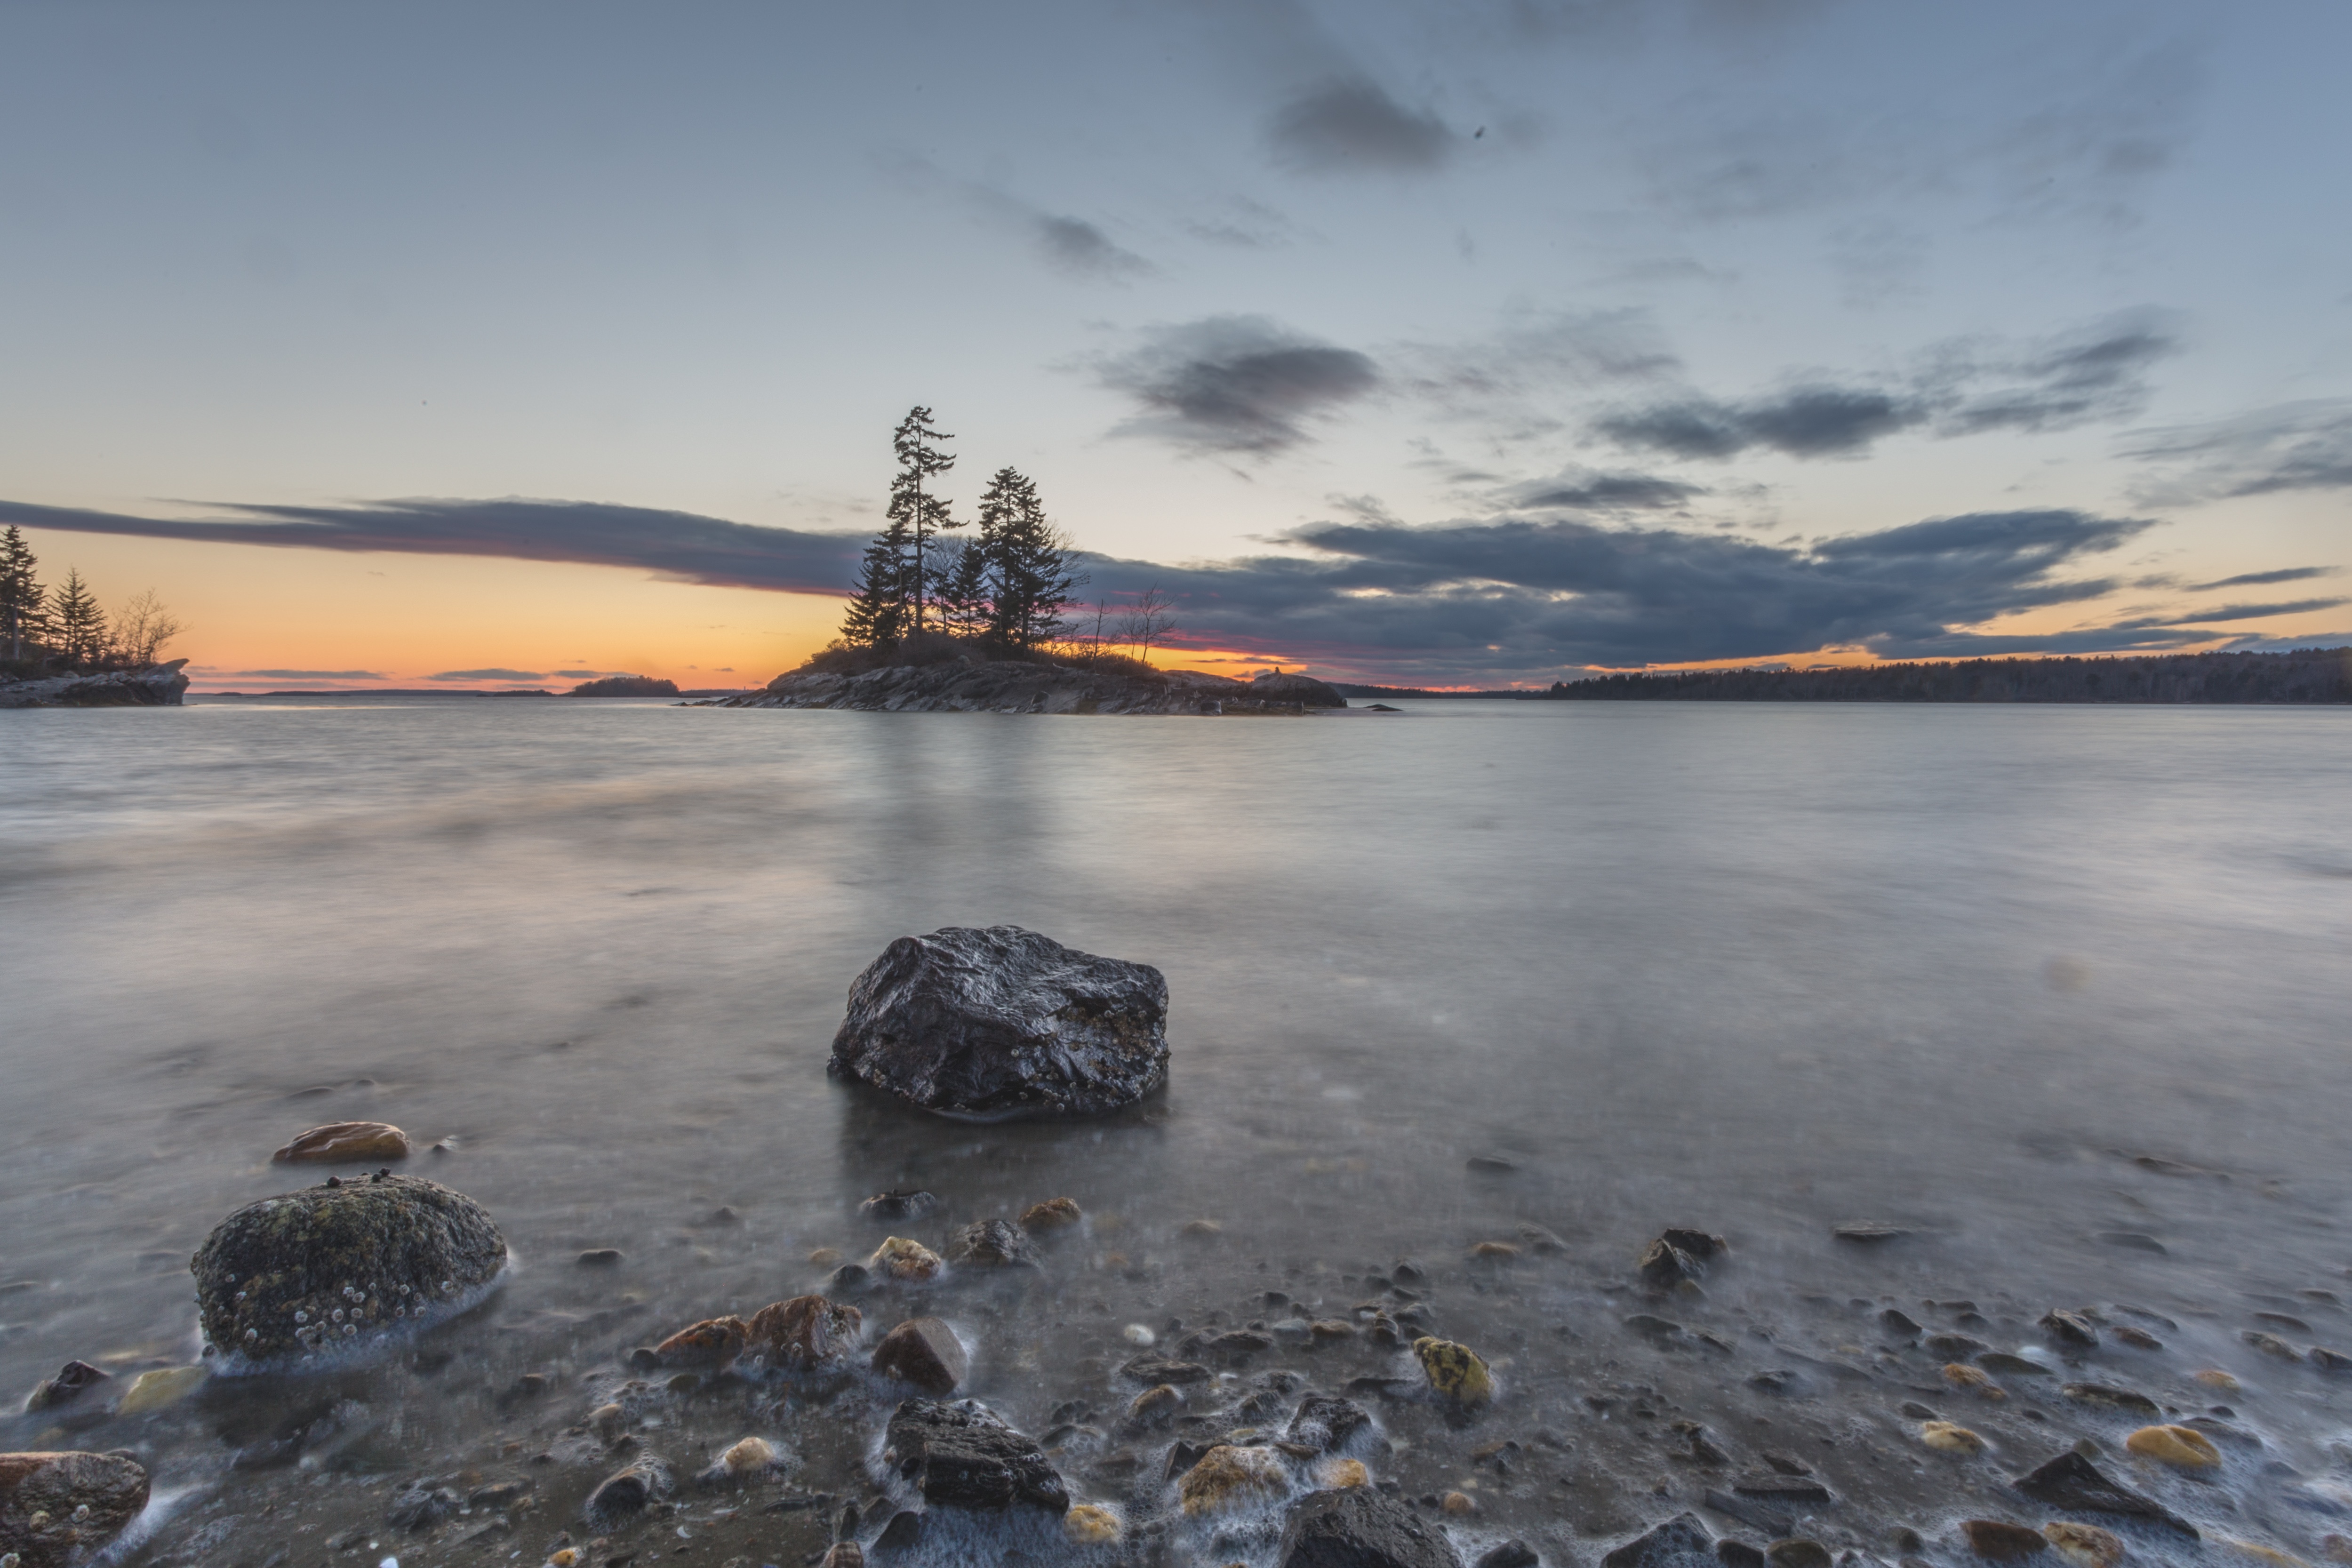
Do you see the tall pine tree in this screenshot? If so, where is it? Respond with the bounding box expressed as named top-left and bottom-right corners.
top-left (933, 538), bottom-right (992, 639)
top-left (0, 526), bottom-right (43, 661)
top-left (888, 407), bottom-right (959, 632)
top-left (838, 518), bottom-right (912, 649)
top-left (976, 466), bottom-right (1082, 649)
top-left (48, 567), bottom-right (107, 667)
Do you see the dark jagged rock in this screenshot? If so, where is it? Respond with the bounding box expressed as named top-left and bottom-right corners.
top-left (0, 1451), bottom-right (150, 1568)
top-left (192, 1174), bottom-right (506, 1363)
top-left (748, 1295), bottom-right (864, 1371)
top-left (1602, 1512), bottom-right (1714, 1568)
top-left (387, 1481), bottom-right (461, 1531)
top-left (829, 925), bottom-right (1169, 1120)
top-left (1277, 1484), bottom-right (1463, 1568)
top-left (880, 1399), bottom-right (1067, 1513)
top-left (2039, 1310), bottom-right (2099, 1349)
top-left (2010, 1451), bottom-right (2197, 1536)
top-left (583, 1457), bottom-right (672, 1532)
top-left (1475, 1544), bottom-right (1538, 1568)
top-left (22, 1363), bottom-right (109, 1413)
top-left (0, 660), bottom-right (189, 709)
top-left (1287, 1392), bottom-right (1374, 1454)
top-left (1958, 1520), bottom-right (2045, 1561)
top-left (946, 1219), bottom-right (1041, 1269)
top-left (870, 1318), bottom-right (968, 1395)
top-left (858, 1190), bottom-right (937, 1222)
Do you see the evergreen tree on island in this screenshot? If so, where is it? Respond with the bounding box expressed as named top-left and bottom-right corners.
top-left (839, 517), bottom-right (912, 650)
top-left (976, 465), bottom-right (1082, 649)
top-left (47, 567), bottom-right (108, 667)
top-left (888, 406), bottom-right (959, 633)
top-left (0, 526), bottom-right (45, 661)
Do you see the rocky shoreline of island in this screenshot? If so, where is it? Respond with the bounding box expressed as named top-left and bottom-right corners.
top-left (710, 660), bottom-right (1360, 716)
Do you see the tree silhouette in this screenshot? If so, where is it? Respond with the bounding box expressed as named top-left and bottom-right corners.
top-left (888, 407), bottom-right (959, 632)
top-left (1120, 584), bottom-right (1178, 666)
top-left (839, 518), bottom-right (912, 649)
top-left (976, 466), bottom-right (1082, 648)
top-left (48, 567), bottom-right (107, 667)
top-left (0, 527), bottom-right (43, 662)
top-left (110, 589), bottom-right (185, 666)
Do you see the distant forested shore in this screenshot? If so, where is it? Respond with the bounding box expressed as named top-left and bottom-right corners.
top-left (1545, 647), bottom-right (2352, 703)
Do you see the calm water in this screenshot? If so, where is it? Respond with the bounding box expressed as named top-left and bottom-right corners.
top-left (4, 696), bottom-right (2352, 1559)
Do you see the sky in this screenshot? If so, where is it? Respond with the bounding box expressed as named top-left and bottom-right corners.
top-left (2, 0), bottom-right (2349, 689)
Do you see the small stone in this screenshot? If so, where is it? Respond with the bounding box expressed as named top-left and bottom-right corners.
top-left (1413, 1336), bottom-right (1493, 1407)
top-left (23, 1364), bottom-right (110, 1414)
top-left (1832, 1222), bottom-right (1911, 1243)
top-left (576, 1249), bottom-right (624, 1267)
top-left (1928, 1333), bottom-right (1992, 1358)
top-left (589, 1403), bottom-right (626, 1442)
top-left (2243, 1331), bottom-right (2301, 1361)
top-left (388, 1481), bottom-right (461, 1531)
top-left (807, 1248), bottom-right (842, 1267)
top-left (1469, 1242), bottom-right (1520, 1262)
top-left (1062, 1504), bottom-right (1120, 1544)
top-left (2094, 1231), bottom-right (2168, 1254)
top-left (273, 1121), bottom-right (411, 1164)
top-left (2041, 1311), bottom-right (2100, 1349)
top-left (1121, 1354), bottom-right (1211, 1384)
top-left (1279, 1486), bottom-right (1461, 1568)
top-left (1288, 1392), bottom-right (1373, 1454)
top-left (1959, 1520), bottom-right (2047, 1561)
top-left (1514, 1224), bottom-right (1568, 1255)
top-left (2124, 1425), bottom-right (2220, 1469)
top-left (1182, 1219), bottom-right (1224, 1239)
top-left (829, 1263), bottom-right (871, 1293)
top-left (115, 1365), bottom-right (205, 1414)
top-left (1602, 1512), bottom-right (1715, 1568)
top-left (1320, 1459), bottom-right (1370, 1489)
top-left (1467, 1154), bottom-right (1517, 1173)
top-left (1881, 1309), bottom-right (1922, 1337)
top-left (1122, 1323), bottom-right (1155, 1345)
top-left (2314, 1347), bottom-right (2352, 1374)
top-left (1920, 1422), bottom-right (1985, 1454)
top-left (1476, 1544), bottom-right (1537, 1568)
top-left (1311, 1320), bottom-right (1357, 1343)
top-left (2011, 1450), bottom-right (2195, 1536)
top-left (1944, 1364), bottom-right (2006, 1400)
top-left (1440, 1490), bottom-right (1476, 1516)
top-left (1765, 1544), bottom-right (1832, 1568)
top-left (650, 1316), bottom-right (747, 1371)
top-left (747, 1296), bottom-right (863, 1371)
top-left (2193, 1368), bottom-right (2240, 1390)
top-left (866, 1237), bottom-right (942, 1282)
top-left (1179, 1445), bottom-right (1288, 1515)
top-left (1130, 1384), bottom-right (1183, 1423)
top-left (694, 1437), bottom-right (780, 1488)
top-left (2107, 1325), bottom-right (2160, 1351)
top-left (2061, 1383), bottom-right (2158, 1415)
top-left (2041, 1523), bottom-right (2124, 1568)
top-left (1021, 1198), bottom-right (1083, 1231)
top-left (948, 1219), bottom-right (1042, 1268)
top-left (1981, 1353), bottom-right (2049, 1376)
top-left (1638, 1240), bottom-right (1706, 1288)
top-left (856, 1190), bottom-right (936, 1222)
top-left (870, 1318), bottom-right (967, 1395)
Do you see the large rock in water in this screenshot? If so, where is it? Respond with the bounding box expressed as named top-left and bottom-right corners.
top-left (192, 1174), bottom-right (506, 1364)
top-left (829, 925), bottom-right (1169, 1120)
top-left (881, 1399), bottom-right (1068, 1513)
top-left (0, 1451), bottom-right (151, 1568)
top-left (1277, 1485), bottom-right (1462, 1568)
top-left (1248, 669), bottom-right (1347, 708)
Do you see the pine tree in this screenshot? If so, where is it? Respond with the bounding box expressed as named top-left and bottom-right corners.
top-left (978, 466), bottom-right (1083, 649)
top-left (934, 537), bottom-right (992, 639)
top-left (838, 518), bottom-right (912, 650)
top-left (888, 407), bottom-right (960, 632)
top-left (48, 567), bottom-right (107, 667)
top-left (0, 526), bottom-right (43, 661)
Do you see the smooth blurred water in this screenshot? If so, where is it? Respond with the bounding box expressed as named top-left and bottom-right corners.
top-left (3, 695), bottom-right (2351, 1436)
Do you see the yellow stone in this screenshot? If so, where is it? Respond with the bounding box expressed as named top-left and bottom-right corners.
top-left (1063, 1504), bottom-right (1120, 1544)
top-left (1317, 1458), bottom-right (1368, 1489)
top-left (1919, 1421), bottom-right (1985, 1454)
top-left (1440, 1490), bottom-right (1477, 1515)
top-left (1130, 1384), bottom-right (1182, 1421)
top-left (272, 1120), bottom-right (410, 1164)
top-left (1181, 1219), bottom-right (1224, 1238)
top-left (720, 1437), bottom-right (776, 1475)
top-left (868, 1237), bottom-right (943, 1281)
top-left (2124, 1424), bottom-right (2221, 1469)
top-left (1413, 1336), bottom-right (1493, 1407)
top-left (807, 1248), bottom-right (842, 1267)
top-left (1943, 1363), bottom-right (2007, 1400)
top-left (2043, 1521), bottom-right (2125, 1568)
top-left (1178, 1445), bottom-right (1288, 1515)
top-left (1022, 1198), bottom-right (1083, 1231)
top-left (1468, 1241), bottom-right (1520, 1261)
top-left (2193, 1368), bottom-right (2241, 1391)
top-left (117, 1365), bottom-right (206, 1413)
top-left (550, 1552), bottom-right (580, 1568)
top-left (2219, 1539), bottom-right (2309, 1568)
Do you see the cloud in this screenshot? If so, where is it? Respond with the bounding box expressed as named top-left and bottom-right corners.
top-left (1098, 316), bottom-right (1380, 455)
top-left (2124, 399), bottom-right (2352, 504)
top-left (1593, 312), bottom-right (2179, 461)
top-left (2166, 597), bottom-right (2349, 624)
top-left (2190, 567), bottom-right (2340, 591)
top-left (1268, 78), bottom-right (1455, 174)
top-left (228, 669), bottom-right (385, 680)
top-left (1074, 507), bottom-right (2191, 679)
top-left (429, 669), bottom-right (546, 683)
top-left (1030, 214), bottom-right (1153, 280)
top-left (554, 669), bottom-right (640, 678)
top-left (1502, 471), bottom-right (1707, 511)
top-left (0, 497), bottom-right (867, 594)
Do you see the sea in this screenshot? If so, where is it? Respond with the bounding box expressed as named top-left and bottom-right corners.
top-left (3, 694), bottom-right (2351, 1564)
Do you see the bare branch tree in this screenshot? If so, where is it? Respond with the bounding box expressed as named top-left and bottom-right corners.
top-left (1119, 584), bottom-right (1177, 667)
top-left (110, 589), bottom-right (185, 666)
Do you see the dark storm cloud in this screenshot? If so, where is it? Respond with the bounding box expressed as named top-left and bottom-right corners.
top-left (1268, 78), bottom-right (1456, 174)
top-left (1031, 214), bottom-right (1153, 280)
top-left (1098, 316), bottom-right (1381, 455)
top-left (1504, 471), bottom-right (1706, 511)
top-left (1593, 312), bottom-right (2178, 462)
top-left (2124, 400), bottom-right (2352, 504)
top-left (2190, 567), bottom-right (2339, 591)
top-left (0, 497), bottom-right (867, 594)
top-left (1078, 507), bottom-right (2192, 676)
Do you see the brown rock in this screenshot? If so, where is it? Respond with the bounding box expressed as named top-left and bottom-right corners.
top-left (272, 1121), bottom-right (411, 1164)
top-left (1177, 1444), bottom-right (1286, 1516)
top-left (1020, 1198), bottom-right (1082, 1231)
top-left (867, 1237), bottom-right (943, 1282)
top-left (1960, 1520), bottom-right (2047, 1560)
top-left (651, 1315), bottom-right (748, 1370)
top-left (2040, 1522), bottom-right (2124, 1568)
top-left (21, 1364), bottom-right (109, 1414)
top-left (747, 1296), bottom-right (863, 1370)
top-left (871, 1317), bottom-right (967, 1394)
top-left (0, 1451), bottom-right (152, 1568)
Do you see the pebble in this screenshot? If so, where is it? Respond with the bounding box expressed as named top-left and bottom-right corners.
top-left (272, 1121), bottom-right (411, 1164)
top-left (1469, 1241), bottom-right (1520, 1262)
top-left (115, 1365), bottom-right (206, 1414)
top-left (1129, 1384), bottom-right (1183, 1423)
top-left (1832, 1222), bottom-right (1912, 1243)
top-left (2042, 1522), bottom-right (2125, 1568)
top-left (2314, 1347), bottom-right (2352, 1374)
top-left (2124, 1424), bottom-right (2221, 1469)
top-left (650, 1316), bottom-right (747, 1371)
top-left (857, 1190), bottom-right (936, 1221)
top-left (1960, 1520), bottom-right (2048, 1561)
top-left (1318, 1458), bottom-right (1369, 1489)
top-left (869, 1318), bottom-right (967, 1395)
top-left (1180, 1219), bottom-right (1224, 1239)
top-left (575, 1249), bottom-right (624, 1267)
top-left (807, 1248), bottom-right (842, 1267)
top-left (866, 1237), bottom-right (943, 1282)
top-left (1440, 1491), bottom-right (1476, 1515)
top-left (1310, 1319), bottom-right (1358, 1343)
top-left (1122, 1324), bottom-right (1155, 1345)
top-left (1466, 1155), bottom-right (1517, 1173)
top-left (945, 1219), bottom-right (1041, 1269)
top-left (2244, 1331), bottom-right (2302, 1361)
top-left (1412, 1336), bottom-right (1494, 1407)
top-left (2194, 1369), bottom-right (2241, 1390)
top-left (2062, 1383), bottom-right (2159, 1416)
top-left (1944, 1364), bottom-right (2006, 1400)
top-left (2042, 1309), bottom-right (2101, 1348)
top-left (2111, 1325), bottom-right (2163, 1350)
top-left (1062, 1504), bottom-right (1120, 1544)
top-left (1920, 1422), bottom-right (1986, 1454)
top-left (1176, 1445), bottom-right (1286, 1515)
top-left (22, 1362), bottom-right (109, 1412)
top-left (1020, 1198), bottom-right (1082, 1231)
top-left (747, 1295), bottom-right (863, 1371)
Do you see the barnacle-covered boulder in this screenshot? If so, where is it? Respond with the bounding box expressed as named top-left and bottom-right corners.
top-left (192, 1173), bottom-right (506, 1365)
top-left (0, 1451), bottom-right (151, 1568)
top-left (829, 925), bottom-right (1169, 1120)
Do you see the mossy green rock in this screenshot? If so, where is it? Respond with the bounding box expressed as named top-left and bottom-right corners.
top-left (192, 1174), bottom-right (505, 1364)
top-left (1412, 1335), bottom-right (1494, 1407)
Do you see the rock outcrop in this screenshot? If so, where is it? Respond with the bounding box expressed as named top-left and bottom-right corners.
top-left (192, 1174), bottom-right (507, 1364)
top-left (0, 1451), bottom-right (151, 1568)
top-left (0, 660), bottom-right (189, 709)
top-left (715, 656), bottom-right (1348, 716)
top-left (829, 925), bottom-right (1169, 1120)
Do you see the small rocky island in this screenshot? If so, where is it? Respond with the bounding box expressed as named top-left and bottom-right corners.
top-left (0, 659), bottom-right (189, 708)
top-left (716, 657), bottom-right (1348, 716)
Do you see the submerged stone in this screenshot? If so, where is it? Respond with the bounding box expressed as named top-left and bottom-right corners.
top-left (1178, 1444), bottom-right (1287, 1516)
top-left (828, 925), bottom-right (1169, 1120)
top-left (21, 1364), bottom-right (108, 1414)
top-left (192, 1174), bottom-right (506, 1364)
top-left (583, 1457), bottom-right (672, 1532)
top-left (651, 1316), bottom-right (748, 1370)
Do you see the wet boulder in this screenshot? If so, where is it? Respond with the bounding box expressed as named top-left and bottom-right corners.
top-left (649, 1316), bottom-right (748, 1371)
top-left (192, 1174), bottom-right (506, 1363)
top-left (1277, 1484), bottom-right (1462, 1568)
top-left (828, 925), bottom-right (1169, 1120)
top-left (870, 1318), bottom-right (968, 1394)
top-left (1600, 1512), bottom-right (1713, 1568)
top-left (1287, 1392), bottom-right (1374, 1455)
top-left (583, 1457), bottom-right (672, 1532)
top-left (748, 1296), bottom-right (863, 1371)
top-left (946, 1219), bottom-right (1041, 1269)
top-left (2010, 1450), bottom-right (2197, 1536)
top-left (0, 1451), bottom-right (151, 1568)
top-left (880, 1399), bottom-right (1067, 1513)
top-left (22, 1364), bottom-right (109, 1414)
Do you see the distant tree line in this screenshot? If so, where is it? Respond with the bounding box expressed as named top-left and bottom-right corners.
top-left (1, 527), bottom-right (185, 676)
top-left (1544, 649), bottom-right (2352, 704)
